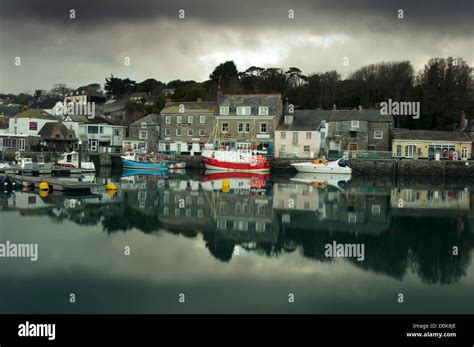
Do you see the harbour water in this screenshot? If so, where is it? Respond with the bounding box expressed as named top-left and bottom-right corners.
top-left (0, 171), bottom-right (473, 314)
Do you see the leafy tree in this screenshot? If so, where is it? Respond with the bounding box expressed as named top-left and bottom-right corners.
top-left (104, 74), bottom-right (136, 98)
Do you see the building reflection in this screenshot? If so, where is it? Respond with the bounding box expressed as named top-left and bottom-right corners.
top-left (1, 173), bottom-right (473, 285)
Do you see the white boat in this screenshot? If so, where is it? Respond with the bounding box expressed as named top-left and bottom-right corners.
top-left (0, 162), bottom-right (11, 169)
top-left (14, 156), bottom-right (54, 173)
top-left (57, 152), bottom-right (96, 172)
top-left (291, 157), bottom-right (352, 174)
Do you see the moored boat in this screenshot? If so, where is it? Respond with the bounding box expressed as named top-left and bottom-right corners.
top-left (291, 157), bottom-right (351, 174)
top-left (291, 172), bottom-right (351, 191)
top-left (201, 149), bottom-right (270, 172)
top-left (56, 152), bottom-right (96, 172)
top-left (121, 151), bottom-right (168, 170)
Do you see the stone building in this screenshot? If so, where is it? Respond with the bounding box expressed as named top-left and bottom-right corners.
top-left (123, 113), bottom-right (160, 152)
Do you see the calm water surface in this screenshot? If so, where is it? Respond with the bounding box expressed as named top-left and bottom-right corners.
top-left (1, 171), bottom-right (473, 313)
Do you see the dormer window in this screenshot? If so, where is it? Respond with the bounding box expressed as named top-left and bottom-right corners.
top-left (351, 120), bottom-right (360, 128)
top-left (258, 106), bottom-right (269, 115)
top-left (141, 122), bottom-right (147, 129)
top-left (236, 106), bottom-right (251, 116)
top-left (284, 115), bottom-right (293, 124)
top-left (220, 106), bottom-right (229, 115)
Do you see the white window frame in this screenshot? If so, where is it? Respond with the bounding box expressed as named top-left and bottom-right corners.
top-left (220, 106), bottom-right (229, 115)
top-left (139, 130), bottom-right (148, 140)
top-left (259, 122), bottom-right (267, 133)
top-left (306, 132), bottom-right (312, 139)
top-left (177, 115), bottom-right (183, 124)
top-left (396, 144), bottom-right (402, 157)
top-left (372, 205), bottom-right (381, 215)
top-left (199, 129), bottom-right (205, 137)
top-left (164, 128), bottom-right (170, 136)
top-left (281, 131), bottom-right (286, 139)
top-left (303, 145), bottom-right (310, 152)
top-left (141, 122), bottom-right (147, 129)
top-left (176, 129), bottom-right (182, 136)
top-left (351, 120), bottom-right (360, 128)
top-left (200, 115), bottom-right (206, 123)
top-left (188, 115), bottom-right (193, 124)
top-left (237, 106), bottom-right (251, 116)
top-left (166, 116), bottom-right (171, 124)
top-left (238, 123), bottom-right (244, 133)
top-left (258, 106), bottom-right (269, 115)
top-left (187, 128), bottom-right (193, 137)
top-left (374, 130), bottom-right (383, 139)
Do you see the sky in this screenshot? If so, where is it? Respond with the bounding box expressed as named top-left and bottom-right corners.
top-left (0, 0), bottom-right (472, 94)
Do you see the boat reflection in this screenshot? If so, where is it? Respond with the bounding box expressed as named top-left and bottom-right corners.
top-left (290, 172), bottom-right (351, 191)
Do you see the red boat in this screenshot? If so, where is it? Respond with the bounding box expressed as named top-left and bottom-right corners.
top-left (201, 149), bottom-right (271, 172)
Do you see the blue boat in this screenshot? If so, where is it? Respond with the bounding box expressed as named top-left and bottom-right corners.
top-left (121, 152), bottom-right (168, 170)
top-left (121, 169), bottom-right (169, 177)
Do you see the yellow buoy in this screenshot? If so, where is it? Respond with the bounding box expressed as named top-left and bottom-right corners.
top-left (105, 189), bottom-right (117, 197)
top-left (39, 182), bottom-right (49, 191)
top-left (105, 182), bottom-right (117, 190)
top-left (222, 179), bottom-right (230, 193)
top-left (39, 189), bottom-right (49, 198)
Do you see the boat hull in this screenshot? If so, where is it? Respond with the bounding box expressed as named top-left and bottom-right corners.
top-left (291, 162), bottom-right (352, 174)
top-left (202, 156), bottom-right (270, 172)
top-left (121, 159), bottom-right (168, 170)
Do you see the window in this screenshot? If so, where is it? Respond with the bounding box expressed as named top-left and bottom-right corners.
top-left (187, 129), bottom-right (193, 136)
top-left (306, 132), bottom-right (312, 139)
top-left (462, 147), bottom-right (468, 159)
top-left (88, 139), bottom-right (98, 151)
top-left (348, 213), bottom-right (357, 223)
top-left (281, 131), bottom-right (286, 139)
top-left (114, 128), bottom-right (121, 136)
top-left (156, 126), bottom-right (160, 131)
top-left (321, 132), bottom-right (326, 140)
top-left (349, 131), bottom-right (357, 138)
top-left (260, 123), bottom-right (267, 133)
top-left (372, 205), bottom-right (381, 215)
top-left (304, 145), bottom-right (310, 152)
top-left (255, 221), bottom-right (266, 232)
top-left (177, 116), bottom-right (183, 124)
top-left (351, 120), bottom-right (360, 128)
top-left (258, 106), bottom-right (269, 115)
top-left (88, 126), bottom-right (99, 134)
top-left (396, 145), bottom-right (402, 157)
top-left (200, 115), bottom-right (206, 123)
top-left (141, 122), bottom-right (147, 129)
top-left (199, 129), bottom-right (205, 137)
top-left (139, 131), bottom-right (147, 140)
top-left (221, 123), bottom-right (229, 133)
top-left (245, 123), bottom-right (250, 133)
top-left (165, 128), bottom-right (170, 136)
top-left (176, 129), bottom-right (182, 136)
top-left (166, 116), bottom-right (171, 124)
top-left (188, 116), bottom-right (193, 124)
top-left (280, 145), bottom-right (286, 153)
top-left (405, 145), bottom-right (415, 158)
top-left (292, 132), bottom-right (298, 145)
top-left (238, 123), bottom-right (244, 133)
top-left (237, 106), bottom-right (251, 115)
top-left (374, 130), bottom-right (383, 139)
top-left (284, 115), bottom-right (293, 124)
top-left (220, 106), bottom-right (229, 115)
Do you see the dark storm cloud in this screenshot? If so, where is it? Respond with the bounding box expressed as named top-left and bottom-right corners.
top-left (0, 0), bottom-right (472, 34)
top-left (0, 0), bottom-right (472, 93)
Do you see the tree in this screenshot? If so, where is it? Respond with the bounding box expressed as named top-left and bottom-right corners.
top-left (104, 74), bottom-right (136, 98)
top-left (209, 61), bottom-right (240, 93)
top-left (135, 78), bottom-right (163, 94)
top-left (50, 83), bottom-right (74, 97)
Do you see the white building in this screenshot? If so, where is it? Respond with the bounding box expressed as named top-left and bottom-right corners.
top-left (8, 109), bottom-right (58, 137)
top-left (64, 115), bottom-right (126, 153)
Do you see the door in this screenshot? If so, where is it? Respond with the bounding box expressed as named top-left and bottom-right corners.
top-left (349, 143), bottom-right (358, 151)
top-left (18, 139), bottom-right (26, 151)
top-left (405, 145), bottom-right (415, 158)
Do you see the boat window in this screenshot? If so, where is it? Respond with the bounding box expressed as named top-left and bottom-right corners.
top-left (338, 159), bottom-right (347, 167)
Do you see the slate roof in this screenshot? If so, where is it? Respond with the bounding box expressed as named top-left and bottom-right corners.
top-left (14, 109), bottom-right (57, 120)
top-left (0, 105), bottom-right (20, 116)
top-left (38, 122), bottom-right (77, 140)
top-left (393, 129), bottom-right (472, 142)
top-left (29, 98), bottom-right (57, 110)
top-left (327, 109), bottom-right (393, 122)
top-left (131, 113), bottom-right (160, 126)
top-left (217, 94), bottom-right (282, 116)
top-left (161, 101), bottom-right (216, 114)
top-left (277, 110), bottom-right (330, 131)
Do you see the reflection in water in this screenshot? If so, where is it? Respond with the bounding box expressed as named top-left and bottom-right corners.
top-left (1, 172), bottom-right (474, 313)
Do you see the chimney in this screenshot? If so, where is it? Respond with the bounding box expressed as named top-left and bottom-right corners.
top-left (216, 85), bottom-right (223, 102)
top-left (460, 111), bottom-right (466, 130)
top-left (165, 98), bottom-right (172, 106)
top-left (332, 104), bottom-right (337, 110)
